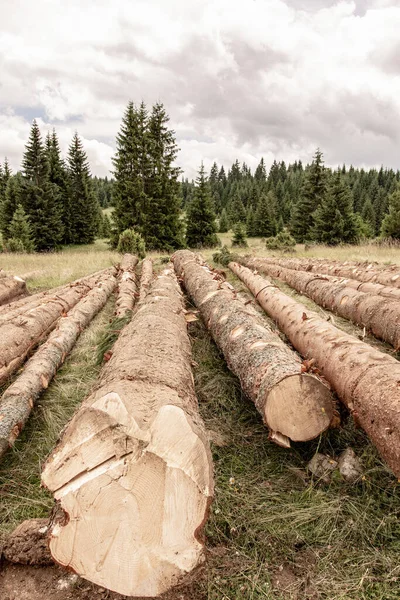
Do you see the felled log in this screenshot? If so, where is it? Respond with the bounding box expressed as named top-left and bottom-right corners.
top-left (0, 270), bottom-right (117, 459)
top-left (138, 258), bottom-right (153, 301)
top-left (0, 275), bottom-right (27, 306)
top-left (41, 266), bottom-right (213, 597)
top-left (254, 256), bottom-right (400, 289)
top-left (0, 268), bottom-right (115, 385)
top-left (229, 261), bottom-right (400, 477)
top-left (115, 254), bottom-right (139, 317)
top-left (173, 250), bottom-right (333, 446)
top-left (241, 259), bottom-right (400, 349)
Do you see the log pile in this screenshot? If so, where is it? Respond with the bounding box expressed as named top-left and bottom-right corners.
top-left (0, 275), bottom-right (28, 306)
top-left (241, 258), bottom-right (400, 349)
top-left (229, 261), bottom-right (400, 477)
top-left (0, 269), bottom-right (117, 459)
top-left (41, 265), bottom-right (213, 597)
top-left (0, 269), bottom-right (117, 385)
top-left (173, 250), bottom-right (334, 446)
top-left (252, 256), bottom-right (400, 289)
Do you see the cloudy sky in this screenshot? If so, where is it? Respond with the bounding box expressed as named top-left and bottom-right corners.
top-left (0, 0), bottom-right (399, 178)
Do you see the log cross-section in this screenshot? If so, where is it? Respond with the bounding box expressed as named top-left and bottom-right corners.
top-left (230, 260), bottom-right (400, 478)
top-left (41, 266), bottom-right (213, 598)
top-left (0, 275), bottom-right (27, 306)
top-left (172, 250), bottom-right (334, 446)
top-left (0, 270), bottom-right (117, 459)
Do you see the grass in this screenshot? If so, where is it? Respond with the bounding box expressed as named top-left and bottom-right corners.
top-left (1, 239), bottom-right (400, 599)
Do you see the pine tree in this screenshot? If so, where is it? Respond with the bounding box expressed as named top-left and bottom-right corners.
top-left (67, 133), bottom-right (100, 244)
top-left (246, 205), bottom-right (257, 236)
top-left (312, 171), bottom-right (359, 245)
top-left (290, 149), bottom-right (327, 242)
top-left (143, 103), bottom-right (184, 250)
top-left (254, 192), bottom-right (277, 237)
top-left (7, 204), bottom-right (35, 252)
top-left (19, 121), bottom-right (63, 251)
top-left (45, 130), bottom-right (72, 244)
top-left (186, 164), bottom-right (219, 248)
top-left (218, 208), bottom-right (229, 233)
top-left (381, 188), bottom-right (400, 239)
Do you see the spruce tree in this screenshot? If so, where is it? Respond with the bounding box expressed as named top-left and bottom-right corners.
top-left (0, 173), bottom-right (21, 239)
top-left (67, 132), bottom-right (100, 244)
top-left (46, 130), bottom-right (72, 243)
top-left (246, 205), bottom-right (257, 236)
top-left (19, 121), bottom-right (63, 251)
top-left (290, 149), bottom-right (327, 242)
top-left (312, 171), bottom-right (359, 245)
top-left (186, 164), bottom-right (219, 248)
top-left (218, 208), bottom-right (229, 233)
top-left (7, 204), bottom-right (35, 252)
top-left (381, 188), bottom-right (400, 239)
top-left (254, 192), bottom-right (277, 237)
top-left (101, 212), bottom-right (112, 238)
top-left (0, 159), bottom-right (11, 205)
top-left (112, 102), bottom-right (148, 243)
top-left (143, 102), bottom-right (183, 250)
top-left (231, 222), bottom-right (248, 247)
top-left (361, 197), bottom-right (376, 237)
top-left (228, 194), bottom-right (246, 224)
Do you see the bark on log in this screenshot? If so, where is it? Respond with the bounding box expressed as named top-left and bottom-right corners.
top-left (2, 519), bottom-right (53, 566)
top-left (241, 259), bottom-right (400, 349)
top-left (229, 261), bottom-right (400, 477)
top-left (114, 254), bottom-right (139, 317)
top-left (41, 266), bottom-right (213, 598)
top-left (138, 258), bottom-right (153, 301)
top-left (0, 268), bottom-right (115, 385)
top-left (0, 271), bottom-right (117, 459)
top-left (245, 256), bottom-right (400, 302)
top-left (0, 275), bottom-right (27, 306)
top-left (253, 256), bottom-right (400, 289)
top-left (173, 250), bottom-right (333, 446)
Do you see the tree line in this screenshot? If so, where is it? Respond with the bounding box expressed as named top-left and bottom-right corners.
top-left (182, 150), bottom-right (400, 245)
top-left (0, 124), bottom-right (112, 252)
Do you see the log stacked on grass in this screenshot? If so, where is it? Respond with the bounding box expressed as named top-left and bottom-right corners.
top-left (0, 270), bottom-right (117, 459)
top-left (138, 258), bottom-right (153, 301)
top-left (245, 256), bottom-right (400, 301)
top-left (41, 266), bottom-right (213, 598)
top-left (230, 261), bottom-right (400, 477)
top-left (0, 275), bottom-right (28, 306)
top-left (0, 268), bottom-right (116, 385)
top-left (253, 256), bottom-right (400, 289)
top-left (173, 250), bottom-right (333, 446)
top-left (0, 268), bottom-right (112, 319)
top-left (241, 258), bottom-right (400, 349)
top-left (115, 254), bottom-right (139, 317)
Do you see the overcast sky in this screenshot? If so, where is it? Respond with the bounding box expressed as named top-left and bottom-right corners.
top-left (0, 0), bottom-right (399, 179)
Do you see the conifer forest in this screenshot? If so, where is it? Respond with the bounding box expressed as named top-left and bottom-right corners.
top-left (2, 5), bottom-right (400, 598)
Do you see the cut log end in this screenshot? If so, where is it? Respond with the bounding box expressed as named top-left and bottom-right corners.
top-left (42, 386), bottom-right (212, 597)
top-left (264, 374), bottom-right (334, 442)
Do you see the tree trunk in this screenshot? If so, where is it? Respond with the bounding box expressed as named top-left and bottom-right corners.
top-left (252, 256), bottom-right (400, 290)
top-left (0, 271), bottom-right (117, 459)
top-left (173, 250), bottom-right (333, 446)
top-left (138, 258), bottom-right (153, 301)
top-left (41, 266), bottom-right (213, 598)
top-left (0, 276), bottom-right (27, 306)
top-left (241, 258), bottom-right (400, 349)
top-left (229, 261), bottom-right (400, 478)
top-left (0, 269), bottom-right (115, 385)
top-left (114, 254), bottom-right (139, 317)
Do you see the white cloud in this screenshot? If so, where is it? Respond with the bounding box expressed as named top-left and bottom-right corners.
top-left (0, 0), bottom-right (399, 178)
